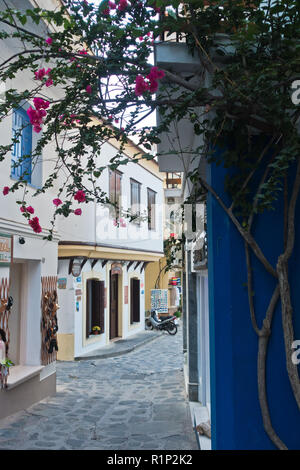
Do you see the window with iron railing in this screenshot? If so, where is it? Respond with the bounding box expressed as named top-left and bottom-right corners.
top-left (166, 172), bottom-right (182, 189)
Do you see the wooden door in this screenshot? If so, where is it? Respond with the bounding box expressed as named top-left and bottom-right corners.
top-left (130, 278), bottom-right (140, 323)
top-left (110, 273), bottom-right (119, 339)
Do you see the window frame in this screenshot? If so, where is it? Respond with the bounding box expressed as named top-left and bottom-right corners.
top-left (11, 107), bottom-right (32, 183)
top-left (147, 187), bottom-right (157, 231)
top-left (109, 169), bottom-right (122, 217)
top-left (130, 178), bottom-right (141, 225)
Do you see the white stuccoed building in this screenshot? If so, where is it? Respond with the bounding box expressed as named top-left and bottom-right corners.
top-left (56, 137), bottom-right (164, 360)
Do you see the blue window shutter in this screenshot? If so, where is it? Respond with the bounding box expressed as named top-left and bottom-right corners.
top-left (11, 108), bottom-right (32, 183)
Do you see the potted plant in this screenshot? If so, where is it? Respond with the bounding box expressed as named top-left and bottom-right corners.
top-left (91, 326), bottom-right (101, 335)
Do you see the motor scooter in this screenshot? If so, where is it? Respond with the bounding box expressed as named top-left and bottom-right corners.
top-left (145, 310), bottom-right (178, 335)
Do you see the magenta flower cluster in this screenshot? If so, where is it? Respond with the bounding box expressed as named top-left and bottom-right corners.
top-left (34, 67), bottom-right (53, 87)
top-left (135, 66), bottom-right (165, 96)
top-left (27, 97), bottom-right (50, 133)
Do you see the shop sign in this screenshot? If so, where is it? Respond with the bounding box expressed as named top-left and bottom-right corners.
top-left (151, 289), bottom-right (168, 313)
top-left (111, 263), bottom-right (123, 275)
top-left (0, 233), bottom-right (12, 266)
top-left (57, 278), bottom-right (67, 289)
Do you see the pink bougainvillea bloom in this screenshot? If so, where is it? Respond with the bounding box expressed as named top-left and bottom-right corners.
top-left (117, 0), bottom-right (128, 11)
top-left (45, 78), bottom-right (53, 87)
top-left (79, 49), bottom-right (88, 55)
top-left (45, 37), bottom-right (53, 45)
top-left (135, 75), bottom-right (149, 96)
top-left (147, 32), bottom-right (151, 37)
top-left (147, 66), bottom-right (165, 81)
top-left (114, 118), bottom-right (119, 123)
top-left (26, 206), bottom-right (34, 214)
top-left (103, 8), bottom-right (110, 15)
top-left (74, 190), bottom-right (86, 203)
top-left (3, 186), bottom-right (9, 196)
top-left (108, 115), bottom-right (113, 119)
top-left (108, 1), bottom-right (116, 8)
top-left (34, 68), bottom-right (46, 80)
top-left (74, 208), bottom-right (82, 216)
top-left (20, 206), bottom-right (26, 213)
top-left (148, 79), bottom-right (158, 93)
top-left (33, 97), bottom-right (50, 110)
top-left (113, 219), bottom-right (118, 226)
top-left (86, 85), bottom-right (92, 94)
top-left (139, 36), bottom-right (144, 41)
top-left (29, 217), bottom-right (42, 233)
top-left (33, 125), bottom-right (42, 133)
top-left (154, 6), bottom-right (161, 13)
top-left (53, 198), bottom-right (62, 207)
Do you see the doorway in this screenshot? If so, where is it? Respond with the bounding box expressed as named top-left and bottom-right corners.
top-left (109, 272), bottom-right (119, 339)
top-left (130, 278), bottom-right (140, 324)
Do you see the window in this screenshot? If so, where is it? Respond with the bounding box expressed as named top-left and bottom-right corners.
top-left (147, 188), bottom-right (156, 231)
top-left (130, 278), bottom-right (140, 324)
top-left (130, 179), bottom-right (141, 224)
top-left (86, 279), bottom-right (105, 338)
top-left (109, 169), bottom-right (122, 216)
top-left (12, 108), bottom-right (32, 183)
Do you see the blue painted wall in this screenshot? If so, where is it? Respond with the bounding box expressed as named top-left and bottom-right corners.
top-left (207, 158), bottom-right (300, 449)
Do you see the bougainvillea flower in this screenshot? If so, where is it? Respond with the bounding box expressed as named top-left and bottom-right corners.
top-left (45, 78), bottom-right (53, 87)
top-left (79, 49), bottom-right (88, 55)
top-left (33, 97), bottom-right (50, 110)
top-left (74, 190), bottom-right (86, 203)
top-left (53, 198), bottom-right (62, 207)
top-left (117, 0), bottom-right (128, 11)
top-left (33, 125), bottom-right (42, 133)
top-left (108, 1), bottom-right (116, 8)
top-left (74, 208), bottom-right (82, 215)
top-left (20, 206), bottom-right (26, 213)
top-left (103, 8), bottom-right (110, 15)
top-left (135, 75), bottom-right (149, 96)
top-left (2, 186), bottom-right (9, 196)
top-left (86, 85), bottom-right (92, 94)
top-left (34, 68), bottom-right (47, 80)
top-left (29, 217), bottom-right (42, 233)
top-left (45, 37), bottom-right (53, 45)
top-left (147, 66), bottom-right (165, 81)
top-left (26, 206), bottom-right (35, 214)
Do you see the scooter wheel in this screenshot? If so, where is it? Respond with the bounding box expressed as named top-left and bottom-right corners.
top-left (145, 320), bottom-right (153, 330)
top-left (167, 322), bottom-right (177, 335)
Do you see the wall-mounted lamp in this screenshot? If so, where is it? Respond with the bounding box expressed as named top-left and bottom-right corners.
top-left (19, 237), bottom-right (25, 245)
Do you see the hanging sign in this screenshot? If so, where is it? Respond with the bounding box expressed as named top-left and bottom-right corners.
top-left (111, 263), bottom-right (122, 275)
top-left (0, 233), bottom-right (12, 266)
top-left (151, 289), bottom-right (168, 313)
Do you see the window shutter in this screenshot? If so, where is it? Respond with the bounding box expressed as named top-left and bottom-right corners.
top-left (99, 280), bottom-right (105, 334)
top-left (11, 109), bottom-right (32, 183)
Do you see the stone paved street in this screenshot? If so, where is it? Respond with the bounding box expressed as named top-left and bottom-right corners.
top-left (0, 324), bottom-right (198, 450)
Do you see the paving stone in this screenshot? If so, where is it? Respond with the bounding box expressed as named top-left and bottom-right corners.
top-left (0, 324), bottom-right (197, 450)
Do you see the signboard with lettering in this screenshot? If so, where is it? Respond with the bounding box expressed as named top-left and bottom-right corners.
top-left (151, 289), bottom-right (168, 313)
top-left (111, 263), bottom-right (123, 275)
top-left (0, 233), bottom-right (12, 266)
top-left (57, 278), bottom-right (67, 289)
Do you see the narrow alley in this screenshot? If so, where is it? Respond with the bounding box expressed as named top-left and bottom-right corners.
top-left (0, 325), bottom-right (198, 450)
